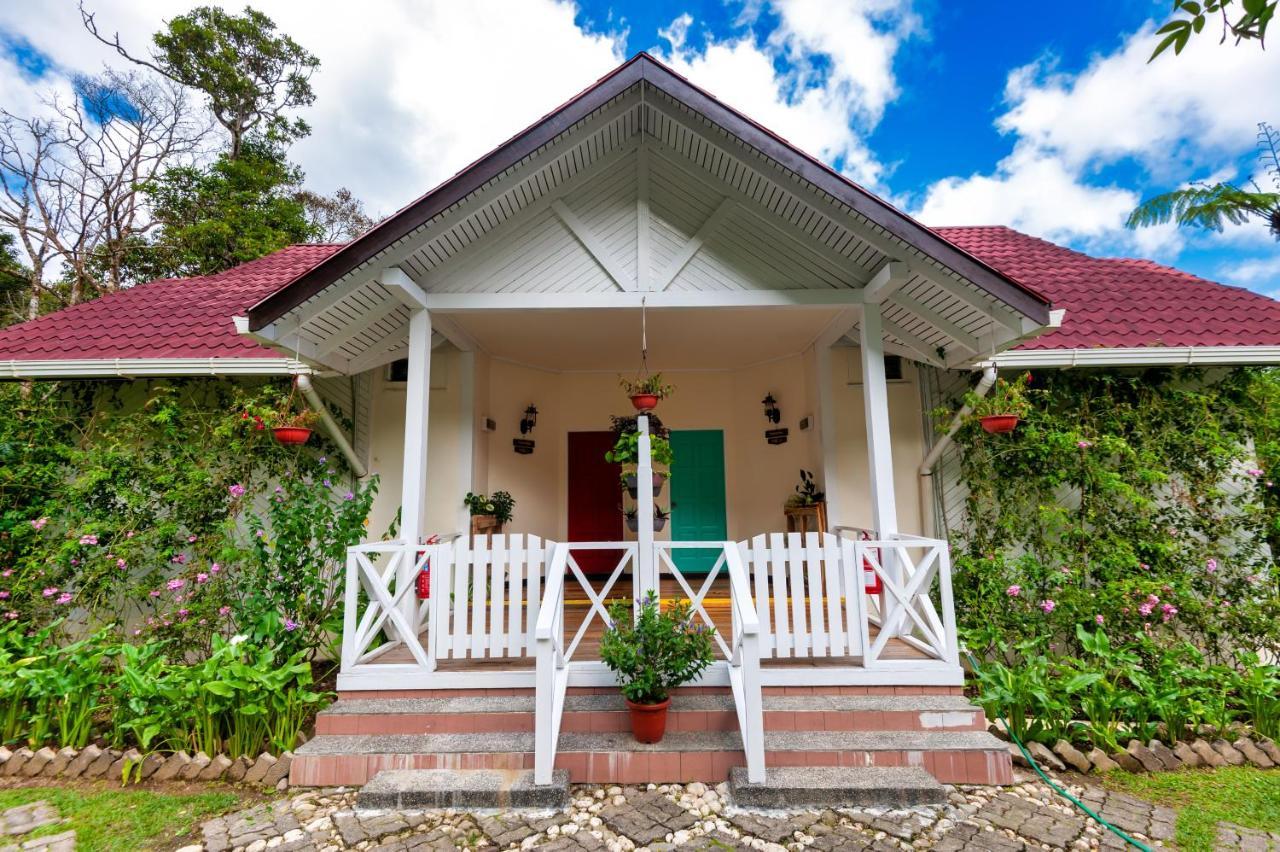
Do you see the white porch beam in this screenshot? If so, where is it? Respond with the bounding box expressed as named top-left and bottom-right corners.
top-left (379, 267), bottom-right (430, 310)
top-left (859, 302), bottom-right (899, 540)
top-left (889, 289), bottom-right (981, 354)
top-left (881, 317), bottom-right (946, 368)
top-left (653, 196), bottom-right (734, 291)
top-left (550, 199), bottom-right (633, 291)
top-left (274, 279), bottom-right (379, 340)
top-left (423, 289), bottom-right (863, 312)
top-left (636, 143), bottom-right (652, 292)
top-left (236, 316), bottom-right (350, 372)
top-left (910, 268), bottom-right (1027, 336)
top-left (862, 261), bottom-right (910, 305)
top-left (344, 341), bottom-right (408, 376)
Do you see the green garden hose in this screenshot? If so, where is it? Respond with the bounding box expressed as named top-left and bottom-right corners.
top-left (963, 649), bottom-right (1153, 852)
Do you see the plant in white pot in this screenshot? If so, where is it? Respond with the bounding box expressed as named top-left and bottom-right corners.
top-left (599, 592), bottom-right (715, 743)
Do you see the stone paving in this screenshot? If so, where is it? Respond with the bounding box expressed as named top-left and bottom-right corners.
top-left (0, 771), bottom-right (1273, 851)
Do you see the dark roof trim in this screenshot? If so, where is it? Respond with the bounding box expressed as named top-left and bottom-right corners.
top-left (249, 53), bottom-right (1050, 331)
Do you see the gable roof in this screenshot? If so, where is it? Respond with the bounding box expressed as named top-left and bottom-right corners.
top-left (0, 245), bottom-right (340, 377)
top-left (245, 52), bottom-right (1051, 330)
top-left (937, 226), bottom-right (1280, 365)
top-left (3, 227), bottom-right (1278, 377)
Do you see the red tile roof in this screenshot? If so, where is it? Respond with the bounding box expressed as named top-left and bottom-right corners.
top-left (1, 228), bottom-right (1278, 365)
top-left (0, 245), bottom-right (341, 361)
top-left (935, 226), bottom-right (1280, 351)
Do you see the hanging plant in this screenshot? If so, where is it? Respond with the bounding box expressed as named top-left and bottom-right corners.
top-left (605, 431), bottom-right (674, 468)
top-left (271, 408), bottom-right (321, 445)
top-left (620, 373), bottom-right (675, 412)
top-left (625, 506), bottom-right (670, 533)
top-left (970, 373), bottom-right (1033, 435)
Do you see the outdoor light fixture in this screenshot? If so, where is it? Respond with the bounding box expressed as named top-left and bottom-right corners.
top-left (762, 394), bottom-right (780, 424)
top-left (520, 404), bottom-right (538, 435)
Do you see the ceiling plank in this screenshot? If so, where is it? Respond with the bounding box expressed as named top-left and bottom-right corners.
top-left (653, 196), bottom-right (734, 291)
top-left (551, 199), bottom-right (633, 291)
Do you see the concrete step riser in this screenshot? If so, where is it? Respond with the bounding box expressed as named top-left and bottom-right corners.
top-left (317, 708), bottom-right (986, 736)
top-left (339, 685), bottom-right (966, 700)
top-left (291, 746), bottom-right (1011, 788)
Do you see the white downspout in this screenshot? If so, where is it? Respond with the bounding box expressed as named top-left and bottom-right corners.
top-left (296, 374), bottom-right (368, 478)
top-left (918, 365), bottom-right (997, 478)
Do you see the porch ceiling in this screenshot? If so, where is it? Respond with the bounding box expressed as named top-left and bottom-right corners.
top-left (446, 306), bottom-right (840, 371)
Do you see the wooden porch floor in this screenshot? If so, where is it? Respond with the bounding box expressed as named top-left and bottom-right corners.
top-left (375, 576), bottom-right (931, 669)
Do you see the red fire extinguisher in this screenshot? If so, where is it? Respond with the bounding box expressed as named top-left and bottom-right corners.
top-left (415, 535), bottom-right (440, 599)
top-left (860, 530), bottom-right (883, 595)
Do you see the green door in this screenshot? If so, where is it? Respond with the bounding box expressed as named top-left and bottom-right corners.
top-left (669, 430), bottom-right (727, 574)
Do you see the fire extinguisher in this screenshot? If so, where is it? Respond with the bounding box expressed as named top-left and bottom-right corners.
top-left (859, 530), bottom-right (883, 595)
top-left (415, 535), bottom-right (440, 599)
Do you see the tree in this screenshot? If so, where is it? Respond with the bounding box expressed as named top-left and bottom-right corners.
top-left (0, 71), bottom-right (209, 318)
top-left (298, 187), bottom-right (376, 242)
top-left (137, 136), bottom-right (317, 278)
top-left (81, 3), bottom-right (319, 158)
top-left (1151, 0), bottom-right (1276, 59)
top-left (0, 232), bottom-right (29, 327)
top-left (1127, 122), bottom-right (1280, 240)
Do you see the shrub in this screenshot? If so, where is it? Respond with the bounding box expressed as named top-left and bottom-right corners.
top-left (599, 593), bottom-right (715, 704)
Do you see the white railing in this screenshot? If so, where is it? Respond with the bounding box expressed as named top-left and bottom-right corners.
top-left (856, 532), bottom-right (959, 666)
top-left (341, 541), bottom-right (432, 671)
top-left (534, 541), bottom-right (637, 784)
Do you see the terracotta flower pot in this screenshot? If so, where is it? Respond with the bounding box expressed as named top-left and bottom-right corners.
top-left (630, 393), bottom-right (660, 412)
top-left (272, 426), bottom-right (312, 445)
top-left (625, 697), bottom-right (671, 743)
top-left (979, 414), bottom-right (1020, 434)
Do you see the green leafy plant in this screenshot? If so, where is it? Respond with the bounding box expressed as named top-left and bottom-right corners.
top-left (463, 491), bottom-right (515, 524)
top-left (600, 592), bottom-right (715, 704)
top-left (619, 373), bottom-right (674, 400)
top-left (968, 372), bottom-right (1033, 420)
top-left (785, 469), bottom-right (825, 508)
top-left (605, 431), bottom-right (674, 467)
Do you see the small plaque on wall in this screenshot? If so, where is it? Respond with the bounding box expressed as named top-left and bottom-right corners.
top-left (513, 438), bottom-right (535, 455)
top-left (765, 428), bottom-right (789, 445)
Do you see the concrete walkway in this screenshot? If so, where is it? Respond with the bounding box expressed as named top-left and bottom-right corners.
top-left (179, 771), bottom-right (1280, 852)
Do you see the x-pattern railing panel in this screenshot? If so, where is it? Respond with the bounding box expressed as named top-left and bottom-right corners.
top-left (655, 544), bottom-right (732, 659)
top-left (857, 537), bottom-right (956, 665)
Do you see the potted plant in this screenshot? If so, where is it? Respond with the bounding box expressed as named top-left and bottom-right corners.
top-left (599, 592), bottom-right (715, 743)
top-left (464, 490), bottom-right (515, 535)
top-left (607, 430), bottom-right (674, 497)
top-left (970, 372), bottom-right (1032, 434)
top-left (625, 506), bottom-right (669, 533)
top-left (272, 408), bottom-right (320, 445)
top-left (783, 469), bottom-right (827, 534)
top-left (784, 469), bottom-right (824, 508)
top-left (619, 373), bottom-right (675, 412)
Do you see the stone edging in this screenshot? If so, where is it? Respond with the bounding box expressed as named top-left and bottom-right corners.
top-left (1004, 733), bottom-right (1280, 775)
top-left (0, 744), bottom-right (293, 789)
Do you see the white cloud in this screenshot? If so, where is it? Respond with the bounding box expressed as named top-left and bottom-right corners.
top-left (651, 0), bottom-right (919, 187)
top-left (916, 22), bottom-right (1280, 267)
top-left (0, 0), bottom-right (625, 214)
top-left (1223, 255), bottom-right (1280, 294)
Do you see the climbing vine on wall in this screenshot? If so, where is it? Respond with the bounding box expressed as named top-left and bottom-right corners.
top-left (948, 367), bottom-right (1280, 661)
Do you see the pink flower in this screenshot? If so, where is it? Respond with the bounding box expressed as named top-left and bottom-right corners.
top-left (187, 535), bottom-right (198, 543)
top-left (0, 592), bottom-right (8, 600)
top-left (1160, 603), bottom-right (1178, 622)
top-left (3, 612), bottom-right (16, 620)
top-left (41, 587), bottom-right (58, 598)
top-left (55, 593), bottom-right (72, 605)
top-left (177, 608), bottom-right (189, 619)
top-left (149, 589), bottom-right (162, 598)
top-left (1139, 563), bottom-right (1149, 571)
top-left (1006, 585), bottom-right (1021, 597)
top-left (228, 483), bottom-right (246, 499)
top-left (1246, 574), bottom-right (1261, 586)
top-left (210, 563), bottom-right (221, 573)
top-left (343, 490), bottom-right (355, 501)
top-left (283, 617), bottom-right (299, 632)
top-left (1039, 599), bottom-right (1056, 614)
top-left (78, 534), bottom-right (98, 546)
top-left (1206, 558), bottom-right (1218, 573)
top-left (0, 570), bottom-right (9, 578)
top-left (1247, 468), bottom-right (1264, 477)
top-left (218, 606), bottom-right (231, 617)
top-left (1076, 440), bottom-right (1092, 449)
top-left (166, 578), bottom-right (185, 591)
top-left (126, 530), bottom-right (135, 539)
top-left (30, 517), bottom-right (48, 531)
top-left (1094, 614), bottom-right (1105, 625)
top-left (171, 553), bottom-right (187, 565)
top-left (1139, 602), bottom-right (1154, 616)
top-left (196, 572), bottom-right (209, 584)
top-left (116, 558), bottom-right (127, 569)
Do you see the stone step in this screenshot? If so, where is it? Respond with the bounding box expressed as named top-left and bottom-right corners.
top-left (315, 694), bottom-right (986, 736)
top-left (292, 729), bottom-right (1011, 787)
top-left (729, 765), bottom-right (946, 808)
top-left (355, 768), bottom-right (569, 810)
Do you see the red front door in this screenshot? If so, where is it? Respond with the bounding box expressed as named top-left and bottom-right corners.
top-left (567, 431), bottom-right (624, 575)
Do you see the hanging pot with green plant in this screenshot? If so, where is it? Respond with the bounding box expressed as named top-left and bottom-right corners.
top-left (599, 592), bottom-right (715, 743)
top-left (619, 373), bottom-right (675, 412)
top-left (624, 506), bottom-right (669, 533)
top-left (970, 372), bottom-right (1032, 435)
top-left (272, 409), bottom-right (320, 445)
top-left (623, 471), bottom-right (668, 499)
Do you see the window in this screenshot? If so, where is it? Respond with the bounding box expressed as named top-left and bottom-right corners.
top-left (884, 355), bottom-right (904, 381)
top-left (387, 358), bottom-right (409, 382)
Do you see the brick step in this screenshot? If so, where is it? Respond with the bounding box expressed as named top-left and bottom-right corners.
top-left (316, 694), bottom-right (987, 736)
top-left (729, 765), bottom-right (946, 808)
top-left (291, 729), bottom-right (1012, 787)
top-left (356, 768), bottom-right (570, 810)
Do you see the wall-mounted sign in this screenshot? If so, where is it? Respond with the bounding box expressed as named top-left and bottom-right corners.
top-left (765, 428), bottom-right (789, 445)
top-left (513, 438), bottom-right (535, 455)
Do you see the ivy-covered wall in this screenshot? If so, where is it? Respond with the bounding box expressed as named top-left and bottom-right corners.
top-left (941, 366), bottom-right (1280, 662)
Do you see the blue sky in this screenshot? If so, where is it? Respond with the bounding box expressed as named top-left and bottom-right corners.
top-left (1, 0), bottom-right (1277, 297)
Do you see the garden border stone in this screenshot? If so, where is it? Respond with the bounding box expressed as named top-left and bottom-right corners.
top-left (1191, 739), bottom-right (1227, 767)
top-left (1211, 739), bottom-right (1247, 766)
top-left (1172, 741), bottom-right (1202, 767)
top-left (1233, 737), bottom-right (1275, 768)
top-left (1146, 740), bottom-right (1182, 770)
top-left (0, 745), bottom-right (297, 790)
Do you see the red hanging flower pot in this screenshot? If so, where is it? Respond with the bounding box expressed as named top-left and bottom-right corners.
top-left (630, 393), bottom-right (660, 412)
top-left (272, 426), bottom-right (313, 445)
top-left (625, 697), bottom-right (671, 743)
top-left (979, 415), bottom-right (1020, 434)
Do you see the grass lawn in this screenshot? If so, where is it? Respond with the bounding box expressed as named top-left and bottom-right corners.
top-left (1101, 765), bottom-right (1280, 851)
top-left (0, 783), bottom-right (247, 851)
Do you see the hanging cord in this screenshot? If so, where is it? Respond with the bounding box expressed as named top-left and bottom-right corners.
top-left (641, 296), bottom-right (648, 376)
top-left (963, 649), bottom-right (1152, 852)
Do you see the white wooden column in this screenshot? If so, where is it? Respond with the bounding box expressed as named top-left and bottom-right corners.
top-left (635, 415), bottom-right (657, 605)
top-left (858, 304), bottom-right (898, 538)
top-left (399, 308), bottom-right (432, 628)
